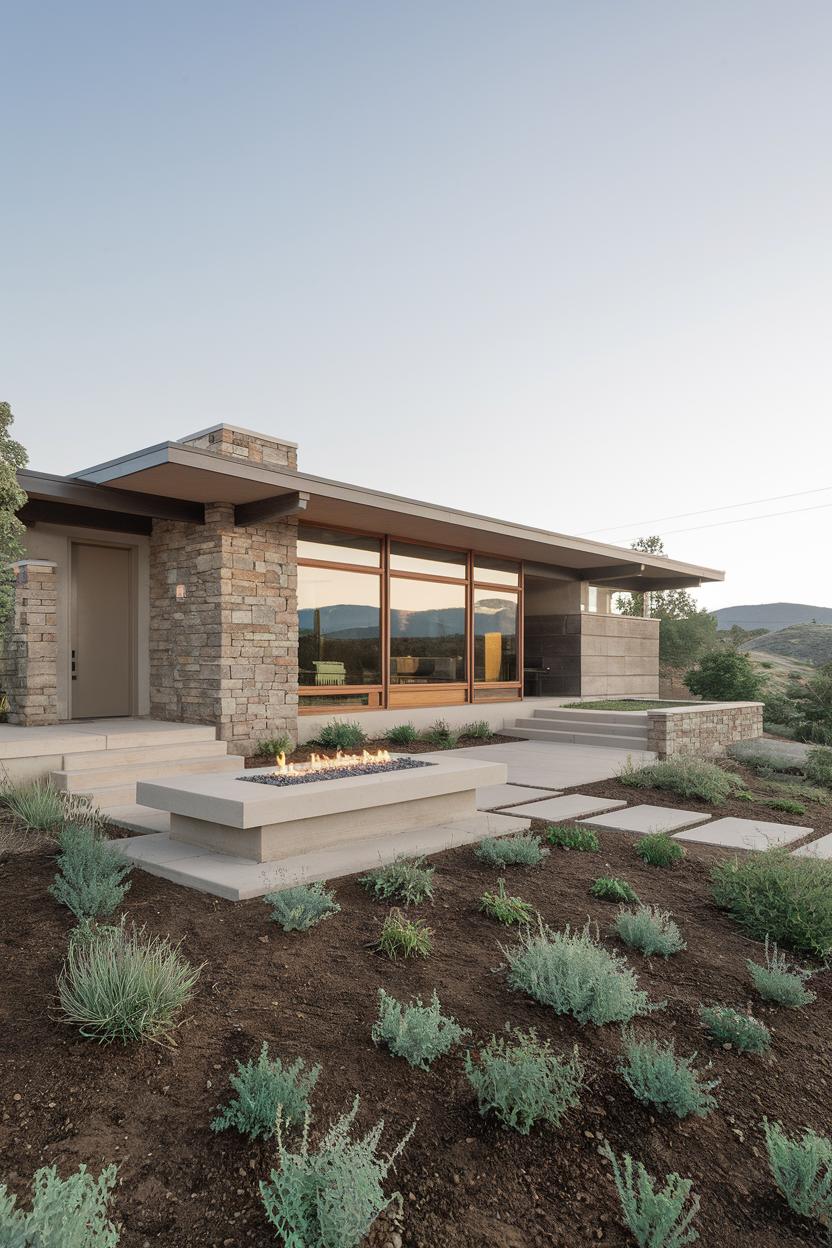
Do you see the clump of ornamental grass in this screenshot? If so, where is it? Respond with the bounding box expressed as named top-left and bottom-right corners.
top-left (256, 733), bottom-right (294, 758)
top-left (601, 1141), bottom-right (700, 1248)
top-left (387, 723), bottom-right (418, 745)
top-left (0, 779), bottom-right (104, 836)
top-left (260, 1097), bottom-right (414, 1248)
top-left (479, 879), bottom-right (534, 926)
top-left (57, 918), bottom-right (201, 1045)
top-left (635, 832), bottom-right (685, 868)
top-left (698, 1005), bottom-right (771, 1054)
top-left (265, 882), bottom-right (340, 932)
top-left (503, 918), bottom-right (661, 1026)
top-left (712, 849), bottom-right (832, 958)
top-left (614, 905), bottom-right (686, 958)
top-left (311, 720), bottom-right (367, 749)
top-left (464, 1027), bottom-right (585, 1135)
top-left (475, 833), bottom-right (549, 868)
top-left (746, 936), bottom-right (816, 1008)
top-left (619, 1032), bottom-right (718, 1119)
top-left (372, 989), bottom-right (468, 1069)
top-left (360, 857), bottom-right (434, 906)
top-left (375, 909), bottom-right (433, 959)
top-left (618, 755), bottom-right (741, 804)
top-left (423, 719), bottom-right (461, 749)
top-left (0, 1163), bottom-right (120, 1247)
top-left (546, 823), bottom-right (599, 852)
top-left (49, 825), bottom-right (132, 920)
top-left (763, 1118), bottom-right (832, 1228)
top-left (591, 876), bottom-right (640, 904)
top-left (211, 1042), bottom-right (320, 1140)
top-left (460, 719), bottom-right (494, 740)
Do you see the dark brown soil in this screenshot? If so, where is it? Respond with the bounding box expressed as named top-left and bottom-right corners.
top-left (1, 791), bottom-right (831, 1247)
top-left (246, 733), bottom-right (517, 769)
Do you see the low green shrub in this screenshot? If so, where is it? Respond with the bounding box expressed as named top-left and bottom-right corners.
top-left (376, 909), bottom-right (433, 959)
top-left (685, 648), bottom-right (764, 702)
top-left (265, 882), bottom-right (340, 932)
top-left (546, 823), bottom-right (599, 852)
top-left (260, 1097), bottom-right (414, 1248)
top-left (387, 723), bottom-right (418, 745)
top-left (805, 746), bottom-right (832, 788)
top-left (763, 1118), bottom-right (832, 1226)
top-left (759, 778), bottom-right (830, 805)
top-left (465, 1027), bottom-right (584, 1134)
top-left (58, 918), bottom-right (201, 1044)
top-left (0, 1163), bottom-right (120, 1246)
top-left (712, 849), bottom-right (832, 958)
top-left (475, 833), bottom-right (548, 868)
top-left (698, 1005), bottom-right (770, 1054)
top-left (311, 720), bottom-right (367, 749)
top-left (765, 797), bottom-right (807, 816)
top-left (635, 832), bottom-right (685, 868)
top-left (618, 755), bottom-right (741, 804)
top-left (256, 733), bottom-right (294, 757)
top-left (360, 857), bottom-right (434, 905)
top-left (49, 825), bottom-right (132, 920)
top-left (747, 937), bottom-right (816, 1007)
top-left (601, 1142), bottom-right (700, 1248)
top-left (211, 1042), bottom-right (320, 1140)
top-left (503, 919), bottom-right (661, 1026)
top-left (423, 719), bottom-right (460, 749)
top-left (614, 905), bottom-right (686, 958)
top-left (591, 876), bottom-right (640, 904)
top-left (793, 663), bottom-right (832, 747)
top-left (619, 1032), bottom-right (718, 1119)
top-left (372, 989), bottom-right (468, 1069)
top-left (460, 719), bottom-right (494, 740)
top-left (479, 878), bottom-right (534, 926)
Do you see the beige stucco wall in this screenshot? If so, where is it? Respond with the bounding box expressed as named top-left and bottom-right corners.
top-left (579, 614), bottom-right (660, 697)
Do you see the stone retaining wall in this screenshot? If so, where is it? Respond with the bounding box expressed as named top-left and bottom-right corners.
top-left (646, 702), bottom-right (764, 758)
top-left (0, 560), bottom-right (59, 725)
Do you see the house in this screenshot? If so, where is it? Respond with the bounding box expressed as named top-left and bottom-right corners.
top-left (3, 424), bottom-right (723, 751)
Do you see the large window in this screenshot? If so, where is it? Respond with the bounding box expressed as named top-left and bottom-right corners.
top-left (298, 527), bottom-right (382, 696)
top-left (390, 579), bottom-right (466, 683)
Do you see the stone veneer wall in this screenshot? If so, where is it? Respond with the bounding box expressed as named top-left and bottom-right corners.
top-left (182, 425), bottom-right (297, 469)
top-left (0, 560), bottom-right (59, 725)
top-left (646, 702), bottom-right (764, 758)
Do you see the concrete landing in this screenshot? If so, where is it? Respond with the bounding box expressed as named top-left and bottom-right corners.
top-left (579, 804), bottom-right (712, 834)
top-left (508, 794), bottom-right (628, 822)
top-left (674, 816), bottom-right (810, 851)
top-left (110, 810), bottom-right (532, 901)
top-left (107, 805), bottom-right (171, 835)
top-left (476, 783), bottom-right (560, 810)
top-left (426, 741), bottom-right (657, 790)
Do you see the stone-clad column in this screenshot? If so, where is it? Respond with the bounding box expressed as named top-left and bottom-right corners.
top-left (0, 560), bottom-right (59, 725)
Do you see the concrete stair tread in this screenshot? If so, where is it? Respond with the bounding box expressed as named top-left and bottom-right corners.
top-left (52, 753), bottom-right (241, 792)
top-left (503, 726), bottom-right (649, 749)
top-left (513, 716), bottom-right (647, 738)
top-left (61, 739), bottom-right (229, 771)
top-left (106, 805), bottom-right (171, 834)
top-left (530, 708), bottom-right (651, 725)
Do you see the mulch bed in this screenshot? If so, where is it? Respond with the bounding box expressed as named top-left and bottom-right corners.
top-left (1, 783), bottom-right (830, 1246)
top-left (245, 733), bottom-right (517, 769)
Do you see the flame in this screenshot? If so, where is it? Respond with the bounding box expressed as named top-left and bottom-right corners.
top-left (272, 748), bottom-right (392, 776)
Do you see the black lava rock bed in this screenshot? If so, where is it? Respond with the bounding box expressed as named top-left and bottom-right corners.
top-left (240, 756), bottom-right (435, 787)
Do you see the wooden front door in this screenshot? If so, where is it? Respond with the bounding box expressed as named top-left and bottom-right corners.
top-left (70, 543), bottom-right (132, 718)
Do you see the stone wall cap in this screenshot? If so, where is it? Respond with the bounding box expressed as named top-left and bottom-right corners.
top-left (647, 701), bottom-right (764, 717)
top-left (178, 423), bottom-right (298, 449)
top-left (8, 559), bottom-right (58, 570)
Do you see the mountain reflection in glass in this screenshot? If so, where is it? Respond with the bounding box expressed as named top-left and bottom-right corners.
top-left (390, 579), bottom-right (466, 683)
top-left (474, 589), bottom-right (518, 681)
top-left (298, 568), bottom-right (381, 686)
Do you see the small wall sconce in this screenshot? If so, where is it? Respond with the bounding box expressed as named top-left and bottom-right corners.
top-left (175, 583), bottom-right (187, 600)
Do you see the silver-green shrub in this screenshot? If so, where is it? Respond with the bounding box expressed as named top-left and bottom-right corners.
top-left (260, 1097), bottom-right (414, 1248)
top-left (49, 825), bottom-right (132, 920)
top-left (747, 936), bottom-right (816, 1007)
top-left (0, 1163), bottom-right (119, 1247)
top-left (475, 833), bottom-right (549, 868)
top-left (265, 882), bottom-right (340, 932)
top-left (614, 906), bottom-right (686, 958)
top-left (503, 919), bottom-right (661, 1026)
top-left (601, 1142), bottom-right (700, 1248)
top-left (464, 1027), bottom-right (584, 1134)
top-left (618, 754), bottom-right (741, 804)
top-left (763, 1118), bottom-right (832, 1225)
top-left (619, 1033), bottom-right (718, 1119)
top-left (372, 989), bottom-right (468, 1069)
top-left (360, 856), bottom-right (434, 905)
top-left (211, 1042), bottom-right (320, 1140)
top-left (698, 1004), bottom-right (770, 1053)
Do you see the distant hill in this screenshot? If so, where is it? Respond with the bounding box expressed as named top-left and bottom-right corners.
top-left (741, 623), bottom-right (832, 667)
top-left (714, 602), bottom-right (832, 631)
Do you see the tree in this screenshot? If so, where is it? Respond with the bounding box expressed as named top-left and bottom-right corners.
top-left (614, 537), bottom-right (700, 621)
top-left (793, 662), bottom-right (832, 745)
top-left (0, 402), bottom-right (28, 623)
top-left (684, 649), bottom-right (765, 702)
top-left (613, 536), bottom-right (715, 668)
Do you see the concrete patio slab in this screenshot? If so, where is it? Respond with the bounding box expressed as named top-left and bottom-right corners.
top-left (793, 833), bottom-right (832, 858)
top-left (476, 783), bottom-right (560, 810)
top-left (427, 740), bottom-right (656, 790)
top-left (580, 804), bottom-right (712, 834)
top-left (508, 794), bottom-right (628, 822)
top-left (107, 804), bottom-right (171, 835)
top-left (675, 817), bottom-right (810, 851)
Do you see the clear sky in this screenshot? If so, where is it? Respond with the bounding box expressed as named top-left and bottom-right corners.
top-left (3, 1), bottom-right (831, 612)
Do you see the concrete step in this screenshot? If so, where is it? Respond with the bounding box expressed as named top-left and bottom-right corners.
top-left (106, 804), bottom-right (171, 834)
top-left (530, 708), bottom-right (650, 725)
top-left (52, 753), bottom-right (241, 794)
top-left (514, 716), bottom-right (648, 738)
top-left (61, 739), bottom-right (229, 772)
top-left (503, 726), bottom-right (649, 749)
top-left (69, 723), bottom-right (219, 750)
top-left (78, 782), bottom-right (142, 809)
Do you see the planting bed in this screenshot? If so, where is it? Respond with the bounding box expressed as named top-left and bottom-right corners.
top-left (1, 801), bottom-right (830, 1246)
top-left (245, 732), bottom-right (517, 769)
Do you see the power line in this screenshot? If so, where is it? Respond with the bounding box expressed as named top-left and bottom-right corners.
top-left (578, 484), bottom-right (832, 537)
top-left (619, 499), bottom-right (832, 541)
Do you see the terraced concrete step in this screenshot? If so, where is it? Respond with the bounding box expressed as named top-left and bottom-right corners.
top-left (530, 708), bottom-right (651, 725)
top-left (61, 739), bottom-right (230, 772)
top-left (503, 726), bottom-right (649, 750)
top-left (52, 752), bottom-right (241, 793)
top-left (514, 716), bottom-right (647, 738)
top-left (70, 723), bottom-right (219, 750)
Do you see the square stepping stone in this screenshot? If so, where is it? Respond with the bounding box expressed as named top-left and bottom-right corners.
top-left (675, 817), bottom-right (810, 851)
top-left (476, 783), bottom-right (560, 810)
top-left (793, 833), bottom-right (832, 858)
top-left (579, 805), bottom-right (712, 834)
top-left (507, 794), bottom-right (628, 822)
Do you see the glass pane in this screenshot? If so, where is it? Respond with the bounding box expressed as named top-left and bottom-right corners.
top-left (390, 541), bottom-right (466, 579)
top-left (473, 556), bottom-right (520, 586)
top-left (390, 580), bottom-right (466, 683)
top-left (299, 567), bottom-right (381, 685)
top-left (474, 588), bottom-right (518, 682)
top-left (298, 525), bottom-right (381, 567)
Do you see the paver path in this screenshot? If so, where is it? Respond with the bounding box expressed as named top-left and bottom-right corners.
top-left (675, 816), bottom-right (810, 851)
top-left (579, 804), bottom-right (712, 834)
top-left (508, 794), bottom-right (627, 821)
top-left (476, 783), bottom-right (560, 810)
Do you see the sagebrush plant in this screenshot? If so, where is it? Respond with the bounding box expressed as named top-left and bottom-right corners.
top-left (360, 857), bottom-right (434, 905)
top-left (591, 876), bottom-right (640, 904)
top-left (375, 909), bottom-right (433, 959)
top-left (387, 723), bottom-right (418, 745)
top-left (746, 936), bottom-right (816, 1007)
top-left (601, 1142), bottom-right (700, 1248)
top-left (260, 1097), bottom-right (414, 1248)
top-left (712, 849), bottom-right (832, 958)
top-left (460, 719), bottom-right (494, 740)
top-left (257, 733), bottom-right (294, 757)
top-left (635, 832), bottom-right (685, 869)
top-left (619, 1032), bottom-right (718, 1119)
top-left (698, 1005), bottom-right (771, 1054)
top-left (763, 1118), bottom-right (832, 1227)
top-left (464, 1027), bottom-right (584, 1135)
top-left (0, 1163), bottom-right (120, 1247)
top-left (372, 989), bottom-right (468, 1069)
top-left (805, 745), bottom-right (832, 789)
top-left (503, 918), bottom-right (661, 1026)
top-left (614, 905), bottom-right (686, 958)
top-left (546, 823), bottom-right (599, 852)
top-left (58, 918), bottom-right (201, 1045)
top-left (479, 878), bottom-right (534, 926)
top-left (49, 825), bottom-right (132, 920)
top-left (265, 882), bottom-right (340, 932)
top-left (311, 720), bottom-right (366, 749)
top-left (211, 1042), bottom-right (320, 1140)
top-left (618, 755), bottom-right (742, 804)
top-left (475, 833), bottom-right (549, 868)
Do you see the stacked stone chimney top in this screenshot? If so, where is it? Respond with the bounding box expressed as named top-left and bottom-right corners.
top-left (179, 423), bottom-right (297, 470)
